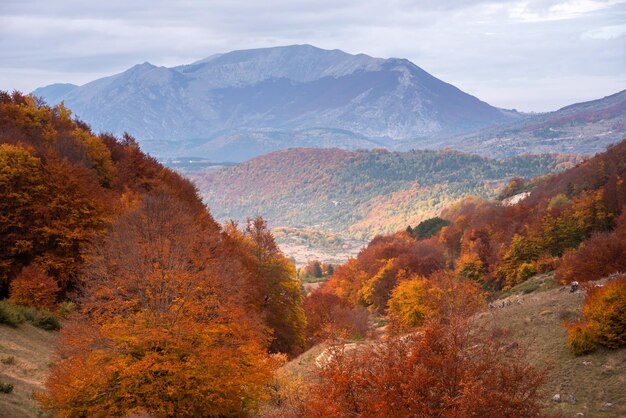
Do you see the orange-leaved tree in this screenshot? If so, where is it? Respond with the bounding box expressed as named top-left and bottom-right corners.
top-left (566, 275), bottom-right (626, 355)
top-left (387, 271), bottom-right (484, 332)
top-left (289, 314), bottom-right (545, 417)
top-left (39, 193), bottom-right (275, 417)
top-left (9, 264), bottom-right (59, 310)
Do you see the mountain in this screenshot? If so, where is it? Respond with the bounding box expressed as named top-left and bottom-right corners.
top-left (33, 45), bottom-right (516, 161)
top-left (440, 90), bottom-right (626, 158)
top-left (191, 147), bottom-right (585, 239)
top-left (31, 83), bottom-right (77, 104)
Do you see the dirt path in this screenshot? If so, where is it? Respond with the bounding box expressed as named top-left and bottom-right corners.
top-left (0, 324), bottom-right (57, 417)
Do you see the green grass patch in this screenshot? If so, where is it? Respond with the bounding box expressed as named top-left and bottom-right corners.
top-left (501, 272), bottom-right (560, 298)
top-left (0, 300), bottom-right (61, 331)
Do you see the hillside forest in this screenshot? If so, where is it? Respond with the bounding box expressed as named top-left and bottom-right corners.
top-left (0, 92), bottom-right (625, 417)
top-left (193, 147), bottom-right (587, 241)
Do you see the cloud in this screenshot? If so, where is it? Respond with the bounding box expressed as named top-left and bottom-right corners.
top-left (0, 0), bottom-right (624, 111)
top-left (582, 23), bottom-right (626, 38)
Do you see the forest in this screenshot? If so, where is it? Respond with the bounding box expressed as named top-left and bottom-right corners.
top-left (0, 92), bottom-right (624, 417)
top-left (193, 146), bottom-right (587, 240)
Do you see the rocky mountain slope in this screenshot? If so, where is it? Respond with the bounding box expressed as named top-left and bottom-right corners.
top-left (33, 45), bottom-right (516, 161)
top-left (440, 90), bottom-right (626, 158)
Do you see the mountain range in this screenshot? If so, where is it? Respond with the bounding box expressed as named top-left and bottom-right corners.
top-left (32, 45), bottom-right (625, 162)
top-left (31, 45), bottom-right (513, 161)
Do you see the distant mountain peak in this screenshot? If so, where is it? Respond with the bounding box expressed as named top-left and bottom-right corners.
top-left (29, 45), bottom-right (558, 161)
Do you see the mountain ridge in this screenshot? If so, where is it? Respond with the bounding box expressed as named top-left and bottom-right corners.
top-left (32, 45), bottom-right (516, 161)
top-left (191, 147), bottom-right (586, 239)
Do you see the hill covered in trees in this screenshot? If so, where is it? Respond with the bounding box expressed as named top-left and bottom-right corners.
top-left (1, 92), bottom-right (624, 416)
top-left (193, 147), bottom-right (585, 240)
top-left (0, 92), bottom-right (305, 415)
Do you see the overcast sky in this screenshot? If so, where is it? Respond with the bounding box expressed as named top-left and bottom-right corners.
top-left (1, 0), bottom-right (624, 112)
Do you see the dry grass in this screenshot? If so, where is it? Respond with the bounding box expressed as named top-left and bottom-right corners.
top-left (284, 272), bottom-right (625, 417)
top-left (0, 323), bottom-right (56, 417)
top-left (480, 273), bottom-right (625, 417)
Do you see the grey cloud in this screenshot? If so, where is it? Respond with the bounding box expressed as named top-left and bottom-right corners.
top-left (0, 0), bottom-right (624, 111)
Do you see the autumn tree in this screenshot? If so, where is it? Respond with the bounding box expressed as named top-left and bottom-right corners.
top-left (566, 275), bottom-right (626, 355)
top-left (8, 264), bottom-right (59, 310)
top-left (233, 218), bottom-right (306, 355)
top-left (289, 314), bottom-right (545, 417)
top-left (556, 211), bottom-right (626, 284)
top-left (388, 271), bottom-right (484, 332)
top-left (39, 194), bottom-right (275, 417)
top-left (0, 144), bottom-right (45, 295)
top-left (327, 233), bottom-right (446, 313)
top-left (303, 289), bottom-right (369, 347)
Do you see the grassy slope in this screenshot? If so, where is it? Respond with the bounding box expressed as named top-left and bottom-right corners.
top-left (282, 273), bottom-right (625, 417)
top-left (0, 324), bottom-right (56, 417)
top-left (484, 274), bottom-right (625, 417)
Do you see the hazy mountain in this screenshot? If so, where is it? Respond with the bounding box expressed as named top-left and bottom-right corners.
top-left (33, 45), bottom-right (516, 161)
top-left (191, 147), bottom-right (584, 239)
top-left (31, 83), bottom-right (78, 104)
top-left (439, 90), bottom-right (626, 158)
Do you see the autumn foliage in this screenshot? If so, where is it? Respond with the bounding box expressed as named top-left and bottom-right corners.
top-left (9, 265), bottom-right (59, 310)
top-left (327, 233), bottom-right (446, 313)
top-left (567, 275), bottom-right (626, 355)
top-left (303, 289), bottom-right (369, 346)
top-left (0, 92), bottom-right (311, 416)
top-left (289, 315), bottom-right (545, 417)
top-left (556, 212), bottom-right (626, 284)
top-left (387, 271), bottom-right (484, 332)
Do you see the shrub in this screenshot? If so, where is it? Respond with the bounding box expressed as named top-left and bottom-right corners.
top-left (566, 322), bottom-right (598, 355)
top-left (0, 382), bottom-right (13, 394)
top-left (56, 301), bottom-right (76, 318)
top-left (0, 300), bottom-right (25, 327)
top-left (565, 276), bottom-right (626, 354)
top-left (32, 310), bottom-right (61, 331)
top-left (9, 265), bottom-right (59, 310)
top-left (583, 276), bottom-right (626, 349)
top-left (0, 300), bottom-right (60, 330)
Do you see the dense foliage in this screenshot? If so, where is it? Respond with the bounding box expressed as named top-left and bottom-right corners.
top-left (194, 147), bottom-right (584, 240)
top-left (0, 92), bottom-right (305, 416)
top-left (567, 275), bottom-right (626, 355)
top-left (275, 282), bottom-right (545, 418)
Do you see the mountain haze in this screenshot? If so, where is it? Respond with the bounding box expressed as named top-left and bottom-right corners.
top-left (444, 90), bottom-right (626, 158)
top-left (33, 45), bottom-right (515, 161)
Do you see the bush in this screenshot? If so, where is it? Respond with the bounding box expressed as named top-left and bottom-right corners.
top-left (0, 300), bottom-right (60, 330)
top-left (583, 276), bottom-right (626, 349)
top-left (9, 265), bottom-right (59, 310)
top-left (565, 276), bottom-right (626, 354)
top-left (33, 311), bottom-right (61, 331)
top-left (0, 300), bottom-right (25, 327)
top-left (566, 322), bottom-right (598, 355)
top-left (0, 382), bottom-right (13, 394)
top-left (56, 301), bottom-right (76, 318)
